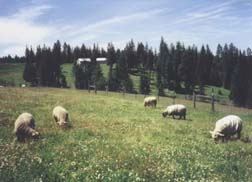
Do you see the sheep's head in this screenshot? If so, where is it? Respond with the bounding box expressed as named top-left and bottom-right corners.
top-left (162, 111), bottom-right (168, 117)
top-left (59, 121), bottom-right (68, 128)
top-left (209, 131), bottom-right (224, 141)
top-left (31, 131), bottom-right (40, 139)
top-left (144, 102), bottom-right (148, 107)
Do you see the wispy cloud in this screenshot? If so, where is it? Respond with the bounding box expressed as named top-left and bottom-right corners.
top-left (11, 4), bottom-right (52, 21)
top-left (0, 0), bottom-right (252, 56)
top-left (66, 8), bottom-right (167, 38)
top-left (0, 4), bottom-right (53, 56)
top-left (174, 1), bottom-right (234, 25)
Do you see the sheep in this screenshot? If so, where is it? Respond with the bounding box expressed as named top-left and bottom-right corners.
top-left (144, 96), bottom-right (157, 107)
top-left (52, 106), bottom-right (69, 127)
top-left (14, 113), bottom-right (39, 142)
top-left (209, 115), bottom-right (242, 142)
top-left (162, 104), bottom-right (186, 120)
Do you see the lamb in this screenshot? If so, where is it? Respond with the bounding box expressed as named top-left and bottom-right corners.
top-left (162, 104), bottom-right (186, 120)
top-left (14, 113), bottom-right (39, 142)
top-left (209, 115), bottom-right (242, 142)
top-left (52, 106), bottom-right (69, 127)
top-left (144, 96), bottom-right (157, 107)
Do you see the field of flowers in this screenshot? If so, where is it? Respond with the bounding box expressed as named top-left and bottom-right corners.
top-left (0, 87), bottom-right (252, 181)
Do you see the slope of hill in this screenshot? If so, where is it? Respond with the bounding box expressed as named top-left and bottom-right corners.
top-left (0, 63), bottom-right (231, 100)
top-left (0, 87), bottom-right (251, 181)
top-left (0, 63), bottom-right (25, 86)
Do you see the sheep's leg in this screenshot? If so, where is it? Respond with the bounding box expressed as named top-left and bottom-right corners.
top-left (221, 136), bottom-right (225, 143)
top-left (179, 115), bottom-right (182, 120)
top-left (172, 114), bottom-right (175, 119)
top-left (237, 132), bottom-right (241, 139)
top-left (183, 114), bottom-right (186, 120)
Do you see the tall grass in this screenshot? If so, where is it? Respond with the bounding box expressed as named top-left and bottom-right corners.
top-left (0, 87), bottom-right (252, 181)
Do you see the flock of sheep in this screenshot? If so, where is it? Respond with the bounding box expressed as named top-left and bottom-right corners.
top-left (144, 96), bottom-right (243, 142)
top-left (14, 96), bottom-right (242, 143)
top-left (14, 106), bottom-right (69, 142)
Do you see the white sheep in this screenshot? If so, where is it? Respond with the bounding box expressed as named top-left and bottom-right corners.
top-left (162, 104), bottom-right (186, 120)
top-left (52, 106), bottom-right (69, 127)
top-left (144, 96), bottom-right (157, 107)
top-left (209, 115), bottom-right (242, 142)
top-left (14, 113), bottom-right (39, 142)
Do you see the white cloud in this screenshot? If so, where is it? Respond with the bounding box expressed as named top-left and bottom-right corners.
top-left (0, 5), bottom-right (166, 56)
top-left (0, 4), bottom-right (53, 56)
top-left (11, 4), bottom-right (52, 21)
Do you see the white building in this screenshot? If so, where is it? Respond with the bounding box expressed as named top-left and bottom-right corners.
top-left (76, 58), bottom-right (91, 65)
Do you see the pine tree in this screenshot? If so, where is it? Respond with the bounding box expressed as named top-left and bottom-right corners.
top-left (223, 43), bottom-right (238, 89)
top-left (156, 37), bottom-right (166, 96)
top-left (178, 46), bottom-right (195, 93)
top-left (107, 43), bottom-right (116, 91)
top-left (245, 48), bottom-right (252, 107)
top-left (115, 51), bottom-right (133, 92)
top-left (139, 64), bottom-right (150, 95)
top-left (124, 39), bottom-right (136, 69)
top-left (230, 51), bottom-right (249, 106)
top-left (51, 40), bottom-right (63, 86)
top-left (23, 47), bottom-right (37, 85)
top-left (196, 45), bottom-right (207, 94)
top-left (91, 64), bottom-right (106, 90)
top-left (210, 44), bottom-right (223, 86)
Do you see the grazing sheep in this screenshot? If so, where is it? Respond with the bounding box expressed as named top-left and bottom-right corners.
top-left (209, 115), bottom-right (242, 142)
top-left (144, 96), bottom-right (157, 107)
top-left (14, 113), bottom-right (39, 142)
top-left (162, 104), bottom-right (186, 120)
top-left (52, 106), bottom-right (69, 127)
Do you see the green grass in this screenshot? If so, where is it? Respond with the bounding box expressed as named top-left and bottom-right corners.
top-left (61, 63), bottom-right (75, 88)
top-left (0, 87), bottom-right (252, 181)
top-left (0, 63), bottom-right (25, 86)
top-left (0, 63), bottom-right (232, 99)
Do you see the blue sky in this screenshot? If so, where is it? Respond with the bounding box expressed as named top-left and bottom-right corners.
top-left (0, 0), bottom-right (251, 56)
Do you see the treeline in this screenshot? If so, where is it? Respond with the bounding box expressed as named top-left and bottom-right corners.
top-left (156, 38), bottom-right (252, 107)
top-left (22, 39), bottom-right (252, 108)
top-left (23, 40), bottom-right (67, 87)
top-left (0, 55), bottom-right (25, 63)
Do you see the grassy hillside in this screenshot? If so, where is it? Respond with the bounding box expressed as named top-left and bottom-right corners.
top-left (61, 63), bottom-right (75, 88)
top-left (0, 63), bottom-right (232, 99)
top-left (0, 87), bottom-right (252, 181)
top-left (0, 63), bottom-right (25, 86)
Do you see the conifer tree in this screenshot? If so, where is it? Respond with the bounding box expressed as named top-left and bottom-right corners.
top-left (23, 47), bottom-right (37, 85)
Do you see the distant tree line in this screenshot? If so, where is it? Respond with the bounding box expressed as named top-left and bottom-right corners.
top-left (0, 55), bottom-right (25, 63)
top-left (21, 39), bottom-right (252, 108)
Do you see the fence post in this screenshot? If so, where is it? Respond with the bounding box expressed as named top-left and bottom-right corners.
top-left (193, 91), bottom-right (196, 109)
top-left (211, 89), bottom-right (215, 112)
top-left (106, 85), bottom-right (108, 95)
top-left (88, 81), bottom-right (90, 93)
top-left (123, 86), bottom-right (125, 97)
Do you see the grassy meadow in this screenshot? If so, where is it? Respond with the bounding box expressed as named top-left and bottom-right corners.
top-left (0, 63), bottom-right (25, 86)
top-left (0, 87), bottom-right (252, 181)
